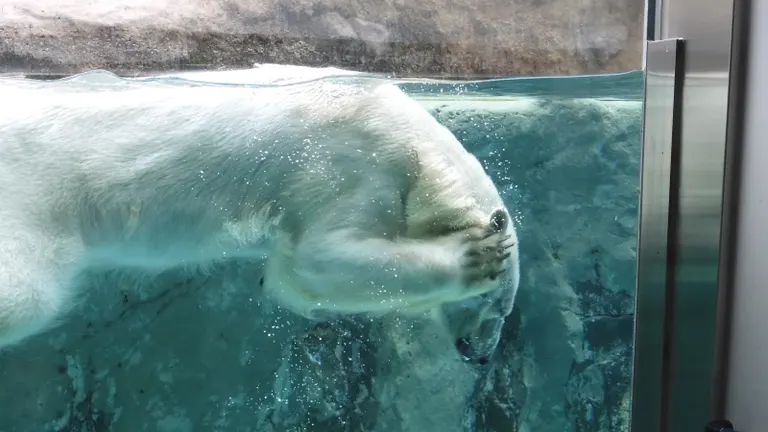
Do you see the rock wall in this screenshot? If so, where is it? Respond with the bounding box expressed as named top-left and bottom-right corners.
top-left (0, 0), bottom-right (645, 77)
top-left (0, 71), bottom-right (642, 432)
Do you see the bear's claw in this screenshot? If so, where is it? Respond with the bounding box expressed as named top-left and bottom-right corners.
top-left (460, 225), bottom-right (515, 287)
top-left (490, 268), bottom-right (507, 281)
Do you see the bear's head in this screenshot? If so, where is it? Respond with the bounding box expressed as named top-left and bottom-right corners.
top-left (440, 276), bottom-right (518, 365)
top-left (401, 201), bottom-right (520, 364)
top-left (402, 145), bottom-right (520, 364)
top-left (442, 209), bottom-right (519, 365)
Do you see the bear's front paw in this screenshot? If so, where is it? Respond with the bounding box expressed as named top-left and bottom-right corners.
top-left (458, 227), bottom-right (515, 289)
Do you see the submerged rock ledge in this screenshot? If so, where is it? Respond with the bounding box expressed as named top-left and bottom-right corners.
top-left (0, 0), bottom-right (644, 77)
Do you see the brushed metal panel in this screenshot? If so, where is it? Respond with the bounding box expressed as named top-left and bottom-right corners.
top-left (723, 0), bottom-right (768, 429)
top-left (630, 37), bottom-right (685, 432)
top-left (656, 0), bottom-right (738, 428)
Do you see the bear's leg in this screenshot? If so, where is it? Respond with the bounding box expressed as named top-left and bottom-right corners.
top-left (0, 229), bottom-right (82, 349)
top-left (291, 225), bottom-right (515, 312)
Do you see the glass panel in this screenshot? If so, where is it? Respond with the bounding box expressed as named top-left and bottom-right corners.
top-left (0, 1), bottom-right (647, 431)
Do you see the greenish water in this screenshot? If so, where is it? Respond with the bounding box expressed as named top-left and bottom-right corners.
top-left (399, 70), bottom-right (644, 100)
top-left (0, 68), bottom-right (644, 431)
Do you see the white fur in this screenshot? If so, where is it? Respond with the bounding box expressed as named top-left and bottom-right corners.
top-left (0, 76), bottom-right (520, 349)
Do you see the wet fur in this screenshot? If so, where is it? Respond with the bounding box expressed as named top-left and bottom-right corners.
top-left (0, 77), bottom-right (520, 359)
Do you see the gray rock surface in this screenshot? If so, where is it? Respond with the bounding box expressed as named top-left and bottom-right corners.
top-left (0, 69), bottom-right (642, 432)
top-left (0, 0), bottom-right (644, 77)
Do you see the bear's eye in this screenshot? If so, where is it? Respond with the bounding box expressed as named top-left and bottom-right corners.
top-left (489, 208), bottom-right (508, 232)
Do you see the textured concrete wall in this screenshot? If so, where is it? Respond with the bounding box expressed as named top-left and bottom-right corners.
top-left (0, 0), bottom-right (645, 77)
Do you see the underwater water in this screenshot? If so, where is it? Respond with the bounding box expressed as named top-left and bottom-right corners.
top-left (0, 67), bottom-right (643, 432)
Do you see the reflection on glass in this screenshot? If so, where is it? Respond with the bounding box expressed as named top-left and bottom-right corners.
top-left (0, 1), bottom-right (645, 431)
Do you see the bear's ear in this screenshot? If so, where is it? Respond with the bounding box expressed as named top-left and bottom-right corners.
top-left (489, 208), bottom-right (508, 233)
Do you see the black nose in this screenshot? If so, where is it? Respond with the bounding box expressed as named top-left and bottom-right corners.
top-left (489, 209), bottom-right (508, 232)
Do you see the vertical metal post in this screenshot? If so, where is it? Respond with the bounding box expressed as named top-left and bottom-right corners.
top-left (660, 0), bottom-right (738, 426)
top-left (631, 37), bottom-right (685, 432)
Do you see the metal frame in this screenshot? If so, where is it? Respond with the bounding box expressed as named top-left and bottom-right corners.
top-left (722, 0), bottom-right (766, 428)
top-left (631, 37), bottom-right (685, 432)
top-left (713, 0), bottom-right (751, 421)
top-left (631, 0), bottom-right (749, 429)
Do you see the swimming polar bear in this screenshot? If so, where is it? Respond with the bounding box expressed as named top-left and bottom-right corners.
top-left (0, 73), bottom-right (520, 362)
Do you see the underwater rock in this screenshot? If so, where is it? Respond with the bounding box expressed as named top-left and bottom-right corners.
top-left (268, 320), bottom-right (379, 431)
top-left (0, 0), bottom-right (643, 77)
top-left (469, 309), bottom-right (528, 432)
top-left (0, 94), bottom-right (642, 432)
top-left (370, 315), bottom-right (480, 432)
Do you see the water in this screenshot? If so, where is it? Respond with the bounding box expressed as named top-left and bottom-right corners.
top-left (401, 70), bottom-right (643, 100)
top-left (0, 67), bottom-right (643, 431)
top-left (409, 71), bottom-right (642, 431)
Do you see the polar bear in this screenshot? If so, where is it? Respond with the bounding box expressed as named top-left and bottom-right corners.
top-left (0, 74), bottom-right (520, 362)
